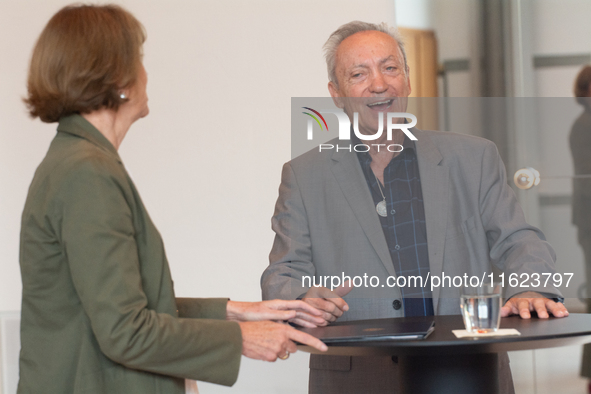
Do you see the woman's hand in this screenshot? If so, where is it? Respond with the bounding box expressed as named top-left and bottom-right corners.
top-left (238, 320), bottom-right (327, 361)
top-left (226, 299), bottom-right (325, 327)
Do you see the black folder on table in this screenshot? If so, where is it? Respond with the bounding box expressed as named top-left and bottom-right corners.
top-left (298, 317), bottom-right (435, 343)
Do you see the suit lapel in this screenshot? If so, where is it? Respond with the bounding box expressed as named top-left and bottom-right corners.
top-left (414, 130), bottom-right (449, 312)
top-left (330, 149), bottom-right (397, 277)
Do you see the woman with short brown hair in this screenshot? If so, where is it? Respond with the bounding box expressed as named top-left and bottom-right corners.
top-left (18, 4), bottom-right (326, 394)
top-left (25, 4), bottom-right (146, 122)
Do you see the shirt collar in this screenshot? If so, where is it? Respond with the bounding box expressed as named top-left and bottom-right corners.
top-left (352, 130), bottom-right (416, 166)
top-left (57, 114), bottom-right (122, 162)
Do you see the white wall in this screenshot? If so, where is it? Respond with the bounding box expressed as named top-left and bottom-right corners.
top-left (0, 1), bottom-right (396, 393)
top-left (0, 312), bottom-right (20, 394)
top-left (395, 0), bottom-right (434, 30)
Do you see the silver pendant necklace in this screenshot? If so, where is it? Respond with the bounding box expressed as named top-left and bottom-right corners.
top-left (374, 172), bottom-right (387, 217)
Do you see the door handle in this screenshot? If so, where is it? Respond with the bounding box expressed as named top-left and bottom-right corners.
top-left (513, 167), bottom-right (541, 190)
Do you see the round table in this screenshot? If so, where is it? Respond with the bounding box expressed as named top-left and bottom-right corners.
top-left (298, 313), bottom-right (591, 394)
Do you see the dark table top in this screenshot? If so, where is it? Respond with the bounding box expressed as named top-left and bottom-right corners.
top-left (298, 313), bottom-right (591, 357)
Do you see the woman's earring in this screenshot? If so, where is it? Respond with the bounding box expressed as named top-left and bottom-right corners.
top-left (119, 92), bottom-right (127, 100)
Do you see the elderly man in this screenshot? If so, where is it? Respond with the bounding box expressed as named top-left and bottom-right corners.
top-left (261, 21), bottom-right (568, 393)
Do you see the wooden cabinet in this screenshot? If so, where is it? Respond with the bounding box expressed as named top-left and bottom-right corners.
top-left (399, 27), bottom-right (439, 130)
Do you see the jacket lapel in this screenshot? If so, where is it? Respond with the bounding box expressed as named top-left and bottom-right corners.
top-left (414, 130), bottom-right (449, 312)
top-left (330, 149), bottom-right (397, 277)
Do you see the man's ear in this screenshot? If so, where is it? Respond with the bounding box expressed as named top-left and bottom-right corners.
top-left (328, 81), bottom-right (345, 109)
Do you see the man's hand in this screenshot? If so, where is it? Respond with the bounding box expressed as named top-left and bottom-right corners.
top-left (501, 291), bottom-right (569, 319)
top-left (226, 299), bottom-right (325, 327)
top-left (238, 321), bottom-right (328, 361)
top-left (302, 281), bottom-right (354, 326)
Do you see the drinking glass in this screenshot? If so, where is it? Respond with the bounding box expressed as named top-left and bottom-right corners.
top-left (460, 283), bottom-right (502, 333)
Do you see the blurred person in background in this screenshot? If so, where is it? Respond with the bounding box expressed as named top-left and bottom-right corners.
top-left (571, 65), bottom-right (591, 393)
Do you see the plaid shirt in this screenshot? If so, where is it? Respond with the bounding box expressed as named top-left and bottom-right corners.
top-left (355, 135), bottom-right (434, 317)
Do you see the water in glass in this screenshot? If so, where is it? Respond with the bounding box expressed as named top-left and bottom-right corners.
top-left (460, 293), bottom-right (501, 333)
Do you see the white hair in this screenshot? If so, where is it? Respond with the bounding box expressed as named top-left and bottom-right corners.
top-left (323, 21), bottom-right (408, 85)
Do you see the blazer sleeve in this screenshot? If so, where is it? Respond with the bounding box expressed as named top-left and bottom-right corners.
top-left (478, 141), bottom-right (563, 300)
top-left (261, 162), bottom-right (316, 300)
top-left (54, 158), bottom-right (242, 386)
top-left (176, 297), bottom-right (229, 319)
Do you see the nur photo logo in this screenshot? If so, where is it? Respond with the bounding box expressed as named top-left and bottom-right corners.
top-left (302, 107), bottom-right (418, 152)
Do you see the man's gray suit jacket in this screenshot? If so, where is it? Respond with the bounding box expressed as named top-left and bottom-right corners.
top-left (261, 129), bottom-right (561, 393)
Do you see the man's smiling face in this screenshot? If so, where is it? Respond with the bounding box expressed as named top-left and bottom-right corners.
top-left (328, 30), bottom-right (411, 137)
